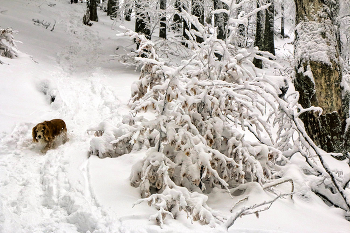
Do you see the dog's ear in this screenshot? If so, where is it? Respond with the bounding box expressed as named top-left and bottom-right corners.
top-left (32, 125), bottom-right (38, 142)
top-left (43, 123), bottom-right (52, 141)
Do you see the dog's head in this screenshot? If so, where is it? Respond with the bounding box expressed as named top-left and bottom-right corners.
top-left (32, 123), bottom-right (51, 142)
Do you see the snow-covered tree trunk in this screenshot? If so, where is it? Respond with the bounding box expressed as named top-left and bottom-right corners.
top-left (293, 0), bottom-right (348, 154)
top-left (213, 0), bottom-right (228, 40)
top-left (191, 0), bottom-right (204, 43)
top-left (135, 0), bottom-right (151, 44)
top-left (339, 0), bottom-right (350, 68)
top-left (124, 0), bottom-right (132, 21)
top-left (236, 0), bottom-right (246, 47)
top-left (172, 0), bottom-right (182, 31)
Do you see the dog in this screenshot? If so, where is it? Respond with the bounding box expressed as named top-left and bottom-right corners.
top-left (32, 119), bottom-right (68, 153)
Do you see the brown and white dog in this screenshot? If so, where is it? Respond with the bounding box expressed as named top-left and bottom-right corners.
top-left (32, 119), bottom-right (68, 153)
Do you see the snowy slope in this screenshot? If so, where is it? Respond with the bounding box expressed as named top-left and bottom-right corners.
top-left (0, 0), bottom-right (350, 232)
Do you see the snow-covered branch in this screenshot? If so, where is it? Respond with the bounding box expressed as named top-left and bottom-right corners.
top-left (226, 192), bottom-right (294, 229)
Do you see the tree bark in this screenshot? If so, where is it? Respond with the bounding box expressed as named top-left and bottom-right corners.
top-left (281, 2), bottom-right (285, 38)
top-left (107, 0), bottom-right (116, 16)
top-left (253, 0), bottom-right (264, 68)
top-left (159, 0), bottom-right (167, 39)
top-left (263, 0), bottom-right (275, 55)
top-left (89, 0), bottom-right (98, 22)
top-left (182, 2), bottom-right (190, 46)
top-left (294, 0), bottom-right (347, 154)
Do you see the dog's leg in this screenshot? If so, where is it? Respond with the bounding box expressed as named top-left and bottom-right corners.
top-left (62, 132), bottom-right (68, 144)
top-left (41, 144), bottom-right (49, 154)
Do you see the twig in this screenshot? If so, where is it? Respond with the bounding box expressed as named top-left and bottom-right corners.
top-left (226, 192), bottom-right (293, 229)
top-left (230, 196), bottom-right (248, 212)
top-left (50, 20), bottom-right (56, 32)
top-left (344, 178), bottom-right (350, 190)
top-left (30, 56), bottom-right (39, 64)
top-left (263, 178), bottom-right (294, 199)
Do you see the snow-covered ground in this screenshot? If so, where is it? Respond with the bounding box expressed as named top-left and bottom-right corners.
top-left (0, 0), bottom-right (349, 232)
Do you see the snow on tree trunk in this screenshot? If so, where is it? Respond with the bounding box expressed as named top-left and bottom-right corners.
top-left (294, 0), bottom-right (347, 153)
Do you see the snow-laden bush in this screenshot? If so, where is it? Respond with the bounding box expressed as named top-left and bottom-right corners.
top-left (0, 28), bottom-right (18, 60)
top-left (90, 9), bottom-right (294, 226)
top-left (90, 1), bottom-right (350, 226)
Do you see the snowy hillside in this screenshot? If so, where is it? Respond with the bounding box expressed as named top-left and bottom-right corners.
top-left (0, 0), bottom-right (349, 232)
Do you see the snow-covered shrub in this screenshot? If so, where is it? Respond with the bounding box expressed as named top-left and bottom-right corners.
top-left (90, 6), bottom-right (296, 225)
top-left (131, 148), bottom-right (219, 227)
top-left (0, 28), bottom-right (18, 59)
top-left (89, 119), bottom-right (133, 158)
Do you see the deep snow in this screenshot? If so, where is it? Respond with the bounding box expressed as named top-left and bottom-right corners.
top-left (0, 0), bottom-right (350, 232)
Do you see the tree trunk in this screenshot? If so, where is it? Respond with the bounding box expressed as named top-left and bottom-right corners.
top-left (182, 2), bottom-right (190, 46)
top-left (159, 0), bottom-right (166, 39)
top-left (281, 2), bottom-right (285, 38)
top-left (172, 0), bottom-right (182, 31)
top-left (135, 0), bottom-right (151, 40)
top-left (294, 0), bottom-right (347, 154)
top-left (123, 0), bottom-right (132, 21)
top-left (236, 0), bottom-right (246, 47)
top-left (263, 0), bottom-right (275, 55)
top-left (253, 0), bottom-right (264, 68)
top-left (112, 0), bottom-right (119, 19)
top-left (89, 0), bottom-right (98, 22)
top-left (107, 0), bottom-right (115, 16)
top-left (213, 0), bottom-right (228, 40)
top-left (191, 0), bottom-right (204, 43)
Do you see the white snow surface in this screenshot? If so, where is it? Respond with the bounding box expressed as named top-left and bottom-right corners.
top-left (0, 0), bottom-right (349, 232)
